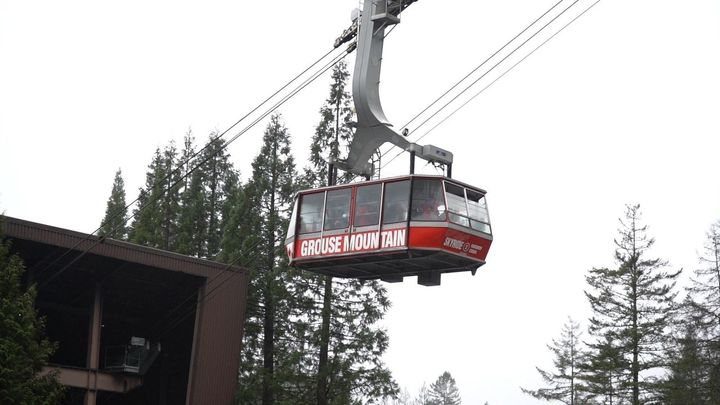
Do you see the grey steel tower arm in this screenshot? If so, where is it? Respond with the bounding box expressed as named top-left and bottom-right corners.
top-left (339, 0), bottom-right (452, 177)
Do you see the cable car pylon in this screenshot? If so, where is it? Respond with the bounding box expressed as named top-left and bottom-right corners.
top-left (285, 0), bottom-right (493, 286)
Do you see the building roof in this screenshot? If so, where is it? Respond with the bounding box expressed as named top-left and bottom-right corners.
top-left (2, 215), bottom-right (243, 278)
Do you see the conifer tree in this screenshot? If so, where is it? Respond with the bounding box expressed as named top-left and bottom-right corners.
top-left (157, 142), bottom-right (181, 250)
top-left (427, 371), bottom-right (462, 405)
top-left (660, 299), bottom-right (709, 404)
top-left (220, 181), bottom-right (266, 404)
top-left (99, 168), bottom-right (128, 239)
top-left (302, 60), bottom-right (355, 187)
top-left (413, 383), bottom-right (431, 405)
top-left (664, 219), bottom-right (720, 403)
top-left (129, 148), bottom-right (163, 246)
top-left (302, 61), bottom-right (397, 404)
top-left (176, 168), bottom-right (207, 257)
top-left (179, 129), bottom-right (196, 193)
top-left (222, 114), bottom-right (297, 405)
top-left (383, 388), bottom-right (412, 405)
top-left (0, 230), bottom-right (64, 404)
top-left (579, 333), bottom-right (623, 404)
top-left (522, 318), bottom-right (587, 404)
top-left (688, 220), bottom-right (720, 348)
top-left (584, 204), bottom-right (681, 404)
top-left (129, 143), bottom-right (181, 250)
top-left (200, 133), bottom-right (236, 258)
top-left (175, 133), bottom-right (238, 259)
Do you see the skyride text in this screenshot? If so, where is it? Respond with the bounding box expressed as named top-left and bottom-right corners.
top-left (299, 228), bottom-right (406, 257)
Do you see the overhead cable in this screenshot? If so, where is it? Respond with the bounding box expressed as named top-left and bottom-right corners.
top-left (34, 46), bottom-right (342, 280)
top-left (412, 0), bottom-right (603, 146)
top-left (398, 0), bottom-right (567, 132)
top-left (37, 46), bottom-right (352, 289)
top-left (382, 0), bottom-right (598, 170)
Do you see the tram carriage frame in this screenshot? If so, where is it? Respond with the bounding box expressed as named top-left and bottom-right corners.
top-left (285, 175), bottom-right (493, 286)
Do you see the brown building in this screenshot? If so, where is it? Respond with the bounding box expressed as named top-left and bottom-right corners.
top-left (3, 216), bottom-right (248, 405)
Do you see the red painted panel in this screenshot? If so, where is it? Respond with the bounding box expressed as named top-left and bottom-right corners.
top-left (290, 228), bottom-right (408, 260)
top-left (287, 226), bottom-right (492, 264)
top-left (408, 227), bottom-right (491, 262)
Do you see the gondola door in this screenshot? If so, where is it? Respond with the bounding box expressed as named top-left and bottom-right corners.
top-left (346, 183), bottom-right (383, 254)
top-left (319, 187), bottom-right (352, 253)
top-left (345, 180), bottom-right (410, 255)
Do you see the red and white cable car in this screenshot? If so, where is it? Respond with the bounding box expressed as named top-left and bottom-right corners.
top-left (285, 175), bottom-right (492, 285)
top-left (284, 0), bottom-right (494, 285)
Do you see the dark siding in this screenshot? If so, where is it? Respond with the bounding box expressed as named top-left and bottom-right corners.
top-left (3, 216), bottom-right (248, 405)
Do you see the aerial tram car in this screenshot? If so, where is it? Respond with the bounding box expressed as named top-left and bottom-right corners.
top-left (285, 0), bottom-right (493, 286)
top-left (285, 175), bottom-right (492, 285)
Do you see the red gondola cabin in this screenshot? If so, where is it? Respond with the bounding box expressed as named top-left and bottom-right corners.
top-left (285, 175), bottom-right (492, 286)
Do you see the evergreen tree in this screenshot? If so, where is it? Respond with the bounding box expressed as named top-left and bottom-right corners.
top-left (176, 167), bottom-right (207, 257)
top-left (0, 230), bottom-right (64, 404)
top-left (315, 278), bottom-right (397, 403)
top-left (689, 220), bottom-right (720, 361)
top-left (522, 317), bottom-right (587, 404)
top-left (584, 204), bottom-right (681, 404)
top-left (179, 129), bottom-right (196, 193)
top-left (157, 142), bottom-right (181, 250)
top-left (129, 143), bottom-right (181, 250)
top-left (220, 182), bottom-right (265, 404)
top-left (663, 219), bottom-right (720, 404)
top-left (427, 371), bottom-right (461, 405)
top-left (413, 383), bottom-right (431, 405)
top-left (302, 61), bottom-right (397, 404)
top-left (221, 114), bottom-right (297, 405)
top-left (129, 148), bottom-right (163, 246)
top-left (99, 168), bottom-right (128, 239)
top-left (383, 388), bottom-right (412, 405)
top-left (200, 133), bottom-right (236, 258)
top-left (303, 64), bottom-right (356, 404)
top-left (302, 60), bottom-right (355, 188)
top-left (660, 299), bottom-right (709, 404)
top-left (689, 220), bottom-right (720, 321)
top-left (175, 133), bottom-right (238, 259)
top-left (579, 333), bottom-right (624, 404)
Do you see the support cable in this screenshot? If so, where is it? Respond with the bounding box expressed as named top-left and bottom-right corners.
top-left (381, 0), bottom-right (596, 170)
top-left (411, 0), bottom-right (603, 147)
top-left (397, 0), bottom-right (566, 132)
top-left (37, 47), bottom-right (352, 289)
top-left (33, 46), bottom-right (341, 279)
top-left (404, 0), bottom-right (581, 139)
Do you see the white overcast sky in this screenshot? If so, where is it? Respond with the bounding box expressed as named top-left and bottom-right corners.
top-left (2, 0), bottom-right (719, 403)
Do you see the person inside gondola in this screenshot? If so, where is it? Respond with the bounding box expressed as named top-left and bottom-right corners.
top-left (414, 188), bottom-right (445, 221)
top-left (417, 200), bottom-right (437, 220)
top-left (385, 200), bottom-right (408, 223)
top-left (355, 204), bottom-right (373, 226)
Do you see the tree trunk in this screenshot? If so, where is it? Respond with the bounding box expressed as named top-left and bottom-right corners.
top-left (262, 287), bottom-right (275, 405)
top-left (317, 275), bottom-right (333, 405)
top-left (262, 137), bottom-right (279, 405)
top-left (631, 274), bottom-right (640, 405)
top-left (317, 98), bottom-right (342, 405)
